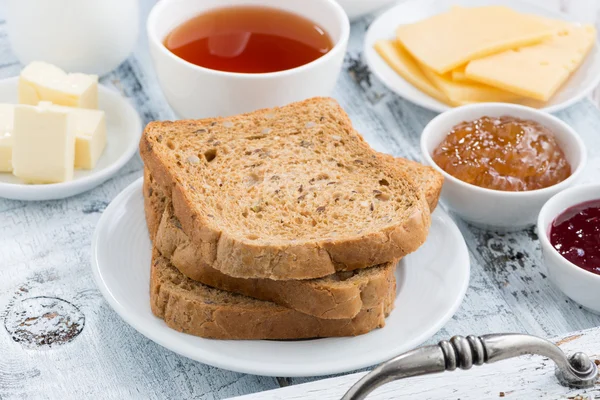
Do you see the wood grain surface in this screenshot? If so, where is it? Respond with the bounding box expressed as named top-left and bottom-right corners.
top-left (233, 327), bottom-right (600, 399)
top-left (1, 1), bottom-right (599, 399)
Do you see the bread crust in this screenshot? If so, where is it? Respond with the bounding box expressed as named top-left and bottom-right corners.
top-left (150, 250), bottom-right (396, 339)
top-left (140, 97), bottom-right (431, 280)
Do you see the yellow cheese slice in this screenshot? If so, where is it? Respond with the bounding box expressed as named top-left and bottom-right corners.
top-left (465, 22), bottom-right (596, 101)
top-left (418, 62), bottom-right (525, 104)
top-left (374, 40), bottom-right (453, 106)
top-left (396, 6), bottom-right (557, 74)
top-left (451, 66), bottom-right (470, 82)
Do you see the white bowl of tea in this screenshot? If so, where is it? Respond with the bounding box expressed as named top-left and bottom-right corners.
top-left (147, 0), bottom-right (350, 119)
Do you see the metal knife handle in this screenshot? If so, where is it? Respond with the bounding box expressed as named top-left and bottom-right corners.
top-left (341, 333), bottom-right (598, 400)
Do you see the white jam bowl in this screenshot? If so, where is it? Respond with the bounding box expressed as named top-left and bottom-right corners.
top-left (421, 103), bottom-right (587, 231)
top-left (147, 0), bottom-right (350, 119)
top-left (538, 184), bottom-right (600, 314)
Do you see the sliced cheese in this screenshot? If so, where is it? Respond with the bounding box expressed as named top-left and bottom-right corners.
top-left (465, 22), bottom-right (596, 101)
top-left (396, 6), bottom-right (556, 74)
top-left (19, 61), bottom-right (98, 109)
top-left (0, 104), bottom-right (14, 172)
top-left (451, 66), bottom-right (470, 82)
top-left (418, 62), bottom-right (524, 104)
top-left (374, 40), bottom-right (452, 105)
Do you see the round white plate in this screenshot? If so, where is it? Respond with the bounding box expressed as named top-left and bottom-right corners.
top-left (335, 0), bottom-right (398, 20)
top-left (0, 77), bottom-right (142, 201)
top-left (91, 178), bottom-right (470, 377)
top-left (365, 0), bottom-right (600, 114)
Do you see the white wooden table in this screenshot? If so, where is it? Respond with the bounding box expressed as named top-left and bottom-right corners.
top-left (1, 1), bottom-right (599, 399)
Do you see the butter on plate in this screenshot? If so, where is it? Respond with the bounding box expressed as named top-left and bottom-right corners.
top-left (12, 105), bottom-right (76, 184)
top-left (19, 61), bottom-right (98, 109)
top-left (0, 104), bottom-right (13, 172)
top-left (38, 102), bottom-right (106, 170)
top-left (465, 22), bottom-right (597, 101)
top-left (396, 6), bottom-right (556, 74)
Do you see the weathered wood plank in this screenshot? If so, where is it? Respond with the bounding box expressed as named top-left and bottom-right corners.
top-left (1, 0), bottom-right (600, 399)
top-left (231, 327), bottom-right (600, 400)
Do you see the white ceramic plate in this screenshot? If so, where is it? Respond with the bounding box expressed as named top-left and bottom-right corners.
top-left (0, 77), bottom-right (142, 201)
top-left (364, 0), bottom-right (600, 113)
top-left (335, 0), bottom-right (398, 20)
top-left (91, 178), bottom-right (470, 377)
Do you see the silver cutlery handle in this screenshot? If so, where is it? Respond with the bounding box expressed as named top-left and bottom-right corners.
top-left (341, 333), bottom-right (598, 400)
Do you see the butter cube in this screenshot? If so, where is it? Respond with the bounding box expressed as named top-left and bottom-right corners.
top-left (0, 104), bottom-right (14, 172)
top-left (38, 102), bottom-right (106, 169)
top-left (12, 105), bottom-right (75, 184)
top-left (19, 61), bottom-right (98, 109)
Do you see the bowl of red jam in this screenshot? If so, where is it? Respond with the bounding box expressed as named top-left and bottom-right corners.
top-left (538, 184), bottom-right (600, 314)
top-left (421, 103), bottom-right (587, 231)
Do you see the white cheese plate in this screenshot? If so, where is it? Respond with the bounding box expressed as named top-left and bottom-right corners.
top-left (364, 0), bottom-right (600, 114)
top-left (0, 77), bottom-right (142, 201)
top-left (91, 178), bottom-right (470, 377)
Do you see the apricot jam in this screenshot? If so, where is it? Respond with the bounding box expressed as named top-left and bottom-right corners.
top-left (550, 199), bottom-right (600, 275)
top-left (432, 116), bottom-right (571, 191)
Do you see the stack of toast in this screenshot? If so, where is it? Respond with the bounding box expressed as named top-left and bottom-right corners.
top-left (139, 97), bottom-right (443, 340)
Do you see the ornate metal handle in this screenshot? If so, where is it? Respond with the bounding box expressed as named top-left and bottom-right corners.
top-left (342, 333), bottom-right (598, 400)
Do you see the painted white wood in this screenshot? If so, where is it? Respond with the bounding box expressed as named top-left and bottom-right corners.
top-left (0, 0), bottom-right (599, 399)
top-left (231, 327), bottom-right (600, 400)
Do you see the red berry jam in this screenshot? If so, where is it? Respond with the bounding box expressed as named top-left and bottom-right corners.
top-left (550, 199), bottom-right (600, 275)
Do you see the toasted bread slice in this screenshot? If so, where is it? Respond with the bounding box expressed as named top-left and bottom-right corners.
top-left (150, 249), bottom-right (395, 339)
top-left (140, 97), bottom-right (430, 280)
top-left (391, 157), bottom-right (443, 212)
top-left (153, 201), bottom-right (397, 320)
top-left (144, 156), bottom-right (441, 241)
top-left (144, 163), bottom-right (439, 319)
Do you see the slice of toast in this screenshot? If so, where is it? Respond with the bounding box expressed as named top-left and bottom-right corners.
top-left (150, 249), bottom-right (395, 339)
top-left (140, 97), bottom-right (431, 280)
top-left (144, 164), bottom-right (439, 319)
top-left (154, 201), bottom-right (397, 320)
top-left (390, 157), bottom-right (443, 212)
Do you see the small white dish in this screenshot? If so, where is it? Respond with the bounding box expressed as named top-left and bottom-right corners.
top-left (335, 0), bottom-right (398, 20)
top-left (91, 178), bottom-right (470, 377)
top-left (538, 184), bottom-right (600, 314)
top-left (147, 0), bottom-right (350, 119)
top-left (364, 0), bottom-right (600, 113)
top-left (0, 77), bottom-right (142, 201)
top-left (421, 103), bottom-right (587, 231)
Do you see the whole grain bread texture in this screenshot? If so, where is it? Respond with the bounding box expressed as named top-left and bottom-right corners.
top-left (144, 156), bottom-right (441, 241)
top-left (152, 200), bottom-right (396, 320)
top-left (140, 97), bottom-right (431, 280)
top-left (150, 249), bottom-right (396, 339)
top-left (144, 165), bottom-right (439, 319)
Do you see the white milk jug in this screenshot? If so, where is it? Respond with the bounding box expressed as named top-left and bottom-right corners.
top-left (5, 0), bottom-right (140, 76)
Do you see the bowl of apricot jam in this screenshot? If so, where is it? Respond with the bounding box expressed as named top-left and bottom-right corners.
top-left (538, 184), bottom-right (600, 314)
top-left (421, 103), bottom-right (587, 231)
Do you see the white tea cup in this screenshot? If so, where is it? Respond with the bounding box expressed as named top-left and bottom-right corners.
top-left (147, 0), bottom-right (350, 119)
